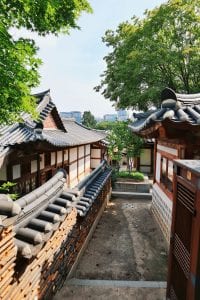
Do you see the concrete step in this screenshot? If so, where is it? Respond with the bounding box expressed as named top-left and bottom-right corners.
top-left (67, 278), bottom-right (167, 288)
top-left (111, 191), bottom-right (152, 200)
top-left (54, 282), bottom-right (166, 300)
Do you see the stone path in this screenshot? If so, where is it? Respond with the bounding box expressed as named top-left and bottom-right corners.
top-left (54, 197), bottom-right (168, 299)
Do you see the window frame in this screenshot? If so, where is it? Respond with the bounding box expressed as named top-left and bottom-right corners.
top-left (160, 156), bottom-right (173, 192)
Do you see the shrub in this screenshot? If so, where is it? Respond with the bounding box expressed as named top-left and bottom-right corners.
top-left (117, 171), bottom-right (144, 181)
top-left (0, 182), bottom-right (18, 200)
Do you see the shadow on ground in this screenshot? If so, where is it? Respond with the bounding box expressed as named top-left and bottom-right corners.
top-left (74, 198), bottom-right (168, 281)
top-left (54, 197), bottom-right (168, 300)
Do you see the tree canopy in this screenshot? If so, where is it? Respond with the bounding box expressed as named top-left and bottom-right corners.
top-left (106, 121), bottom-right (143, 166)
top-left (95, 120), bottom-right (116, 131)
top-left (0, 0), bottom-right (92, 123)
top-left (96, 0), bottom-right (200, 110)
top-left (82, 111), bottom-right (97, 128)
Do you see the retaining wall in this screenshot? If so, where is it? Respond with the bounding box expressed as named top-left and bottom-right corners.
top-left (0, 179), bottom-right (111, 300)
top-left (113, 178), bottom-right (150, 193)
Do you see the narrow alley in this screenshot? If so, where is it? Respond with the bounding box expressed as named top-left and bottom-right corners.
top-left (54, 197), bottom-right (168, 300)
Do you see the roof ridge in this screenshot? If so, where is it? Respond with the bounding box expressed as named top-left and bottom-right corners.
top-left (161, 87), bottom-right (200, 106)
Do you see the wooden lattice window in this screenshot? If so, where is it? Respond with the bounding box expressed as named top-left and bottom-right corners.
top-left (160, 157), bottom-right (173, 192)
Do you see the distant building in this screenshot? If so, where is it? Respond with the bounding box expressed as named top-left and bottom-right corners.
top-left (95, 117), bottom-right (103, 123)
top-left (60, 111), bottom-right (82, 123)
top-left (117, 109), bottom-right (129, 121)
top-left (103, 114), bottom-right (117, 122)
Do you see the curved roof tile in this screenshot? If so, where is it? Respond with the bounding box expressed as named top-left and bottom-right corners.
top-left (130, 88), bottom-right (200, 134)
top-left (0, 91), bottom-right (106, 154)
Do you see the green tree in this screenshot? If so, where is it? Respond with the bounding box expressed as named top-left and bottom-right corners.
top-left (107, 121), bottom-right (143, 170)
top-left (82, 111), bottom-right (97, 128)
top-left (95, 120), bottom-right (115, 130)
top-left (96, 0), bottom-right (200, 110)
top-left (0, 0), bottom-right (92, 123)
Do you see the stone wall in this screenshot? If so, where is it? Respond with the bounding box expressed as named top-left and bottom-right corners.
top-left (113, 178), bottom-right (150, 193)
top-left (0, 179), bottom-right (111, 300)
top-left (151, 183), bottom-right (172, 244)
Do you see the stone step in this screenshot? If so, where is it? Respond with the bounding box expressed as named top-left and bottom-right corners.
top-left (66, 278), bottom-right (167, 288)
top-left (111, 191), bottom-right (152, 200)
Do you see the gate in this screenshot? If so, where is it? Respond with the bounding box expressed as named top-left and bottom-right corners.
top-left (167, 160), bottom-right (200, 300)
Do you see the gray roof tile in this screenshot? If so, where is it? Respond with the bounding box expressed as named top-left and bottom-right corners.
top-left (130, 88), bottom-right (200, 133)
top-left (0, 91), bottom-right (106, 155)
top-left (61, 118), bottom-right (106, 145)
top-left (0, 161), bottom-right (111, 258)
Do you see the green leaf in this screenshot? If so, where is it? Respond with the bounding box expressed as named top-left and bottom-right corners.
top-left (96, 0), bottom-right (200, 110)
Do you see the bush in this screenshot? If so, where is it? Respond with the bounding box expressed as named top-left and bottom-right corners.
top-left (0, 182), bottom-right (18, 200)
top-left (117, 171), bottom-right (144, 181)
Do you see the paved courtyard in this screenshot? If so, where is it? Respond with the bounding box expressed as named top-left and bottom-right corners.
top-left (54, 197), bottom-right (168, 299)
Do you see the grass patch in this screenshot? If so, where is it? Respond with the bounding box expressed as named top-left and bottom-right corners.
top-left (117, 171), bottom-right (145, 181)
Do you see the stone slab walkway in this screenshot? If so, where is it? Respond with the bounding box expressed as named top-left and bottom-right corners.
top-left (54, 197), bottom-right (168, 299)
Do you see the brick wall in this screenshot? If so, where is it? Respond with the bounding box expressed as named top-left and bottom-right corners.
top-left (0, 179), bottom-right (112, 300)
top-left (43, 113), bottom-right (58, 129)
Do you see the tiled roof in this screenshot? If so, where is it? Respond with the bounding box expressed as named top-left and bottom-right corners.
top-left (0, 91), bottom-right (106, 155)
top-left (129, 88), bottom-right (200, 134)
top-left (0, 161), bottom-right (112, 258)
top-left (62, 118), bottom-right (107, 145)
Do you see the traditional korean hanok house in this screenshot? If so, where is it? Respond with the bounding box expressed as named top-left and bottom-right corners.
top-left (115, 139), bottom-right (154, 174)
top-left (0, 90), bottom-right (112, 299)
top-left (129, 87), bottom-right (200, 243)
top-left (0, 90), bottom-right (107, 196)
top-left (61, 118), bottom-right (108, 187)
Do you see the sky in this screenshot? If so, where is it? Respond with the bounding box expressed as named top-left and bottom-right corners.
top-left (13, 0), bottom-right (166, 118)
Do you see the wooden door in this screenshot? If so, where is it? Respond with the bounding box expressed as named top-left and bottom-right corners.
top-left (168, 176), bottom-right (196, 300)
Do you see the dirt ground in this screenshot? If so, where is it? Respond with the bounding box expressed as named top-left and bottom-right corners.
top-left (54, 197), bottom-right (168, 299)
top-left (74, 197), bottom-right (168, 281)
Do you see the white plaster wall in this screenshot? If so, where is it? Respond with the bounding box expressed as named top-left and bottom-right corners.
top-left (156, 152), bottom-right (161, 183)
top-left (70, 162), bottom-right (77, 180)
top-left (57, 151), bottom-right (63, 163)
top-left (85, 144), bottom-right (90, 155)
top-left (70, 148), bottom-right (77, 162)
top-left (78, 146), bottom-right (84, 158)
top-left (70, 178), bottom-right (78, 188)
top-left (91, 148), bottom-right (101, 158)
top-left (78, 172), bottom-right (85, 181)
top-left (0, 165), bottom-right (7, 180)
top-left (64, 150), bottom-right (68, 161)
top-left (140, 149), bottom-right (151, 165)
top-left (78, 158), bottom-right (84, 175)
top-left (51, 152), bottom-right (56, 165)
top-left (85, 155), bottom-right (90, 170)
top-left (157, 144), bottom-right (178, 156)
top-left (91, 158), bottom-right (101, 169)
top-left (31, 160), bottom-right (37, 173)
top-left (12, 164), bottom-right (21, 179)
top-left (40, 154), bottom-right (45, 169)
